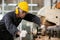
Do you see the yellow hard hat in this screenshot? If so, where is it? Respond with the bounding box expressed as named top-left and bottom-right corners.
top-left (15, 1), bottom-right (29, 14)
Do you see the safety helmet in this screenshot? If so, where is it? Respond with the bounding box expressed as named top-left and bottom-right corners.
top-left (15, 1), bottom-right (29, 14)
top-left (37, 5), bottom-right (60, 25)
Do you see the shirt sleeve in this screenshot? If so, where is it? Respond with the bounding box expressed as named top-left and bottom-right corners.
top-left (23, 13), bottom-right (41, 26)
top-left (4, 15), bottom-right (19, 36)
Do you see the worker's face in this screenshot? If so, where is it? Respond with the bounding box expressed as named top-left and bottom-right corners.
top-left (17, 8), bottom-right (27, 18)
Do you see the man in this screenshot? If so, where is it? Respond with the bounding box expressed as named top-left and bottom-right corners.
top-left (0, 1), bottom-right (40, 40)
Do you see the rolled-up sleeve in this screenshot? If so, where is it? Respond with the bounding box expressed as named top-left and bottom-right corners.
top-left (4, 15), bottom-right (18, 36)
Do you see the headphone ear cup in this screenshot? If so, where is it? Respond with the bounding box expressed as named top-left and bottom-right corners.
top-left (15, 7), bottom-right (19, 14)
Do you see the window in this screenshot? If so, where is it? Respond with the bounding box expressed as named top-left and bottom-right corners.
top-left (0, 0), bottom-right (2, 14)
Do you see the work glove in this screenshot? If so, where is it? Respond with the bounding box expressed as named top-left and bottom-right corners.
top-left (20, 30), bottom-right (27, 37)
top-left (40, 25), bottom-right (46, 35)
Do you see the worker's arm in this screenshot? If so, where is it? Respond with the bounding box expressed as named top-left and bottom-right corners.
top-left (23, 13), bottom-right (41, 26)
top-left (4, 15), bottom-right (19, 36)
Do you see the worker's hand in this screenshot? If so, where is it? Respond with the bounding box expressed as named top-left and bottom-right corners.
top-left (20, 30), bottom-right (27, 37)
top-left (41, 25), bottom-right (46, 35)
top-left (16, 31), bottom-right (21, 36)
top-left (16, 30), bottom-right (27, 37)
